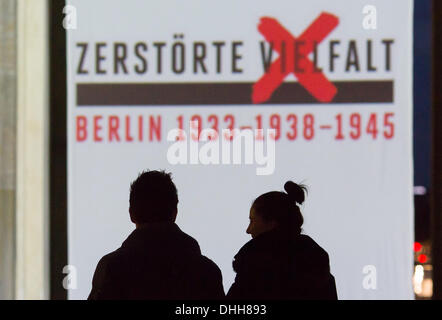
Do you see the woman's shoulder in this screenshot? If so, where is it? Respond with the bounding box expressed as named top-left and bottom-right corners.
top-left (293, 234), bottom-right (331, 272)
top-left (232, 230), bottom-right (293, 272)
top-left (234, 232), bottom-right (330, 268)
top-left (296, 234), bottom-right (329, 256)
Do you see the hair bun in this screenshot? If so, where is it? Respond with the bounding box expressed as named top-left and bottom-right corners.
top-left (284, 181), bottom-right (307, 205)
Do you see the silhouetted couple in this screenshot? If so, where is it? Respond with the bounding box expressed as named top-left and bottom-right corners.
top-left (88, 170), bottom-right (338, 300)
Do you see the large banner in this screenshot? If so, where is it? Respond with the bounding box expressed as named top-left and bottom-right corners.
top-left (66, 0), bottom-right (414, 299)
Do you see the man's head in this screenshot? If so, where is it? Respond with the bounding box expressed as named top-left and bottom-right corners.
top-left (129, 170), bottom-right (178, 224)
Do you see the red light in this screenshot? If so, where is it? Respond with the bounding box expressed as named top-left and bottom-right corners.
top-left (418, 254), bottom-right (428, 263)
top-left (414, 242), bottom-right (422, 252)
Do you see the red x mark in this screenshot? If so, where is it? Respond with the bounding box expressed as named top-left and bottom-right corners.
top-left (252, 13), bottom-right (339, 104)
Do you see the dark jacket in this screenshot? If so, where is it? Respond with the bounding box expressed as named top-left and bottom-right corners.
top-left (227, 228), bottom-right (338, 300)
top-left (88, 223), bottom-right (224, 300)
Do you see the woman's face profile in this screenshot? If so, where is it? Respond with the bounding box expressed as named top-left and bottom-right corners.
top-left (246, 207), bottom-right (277, 239)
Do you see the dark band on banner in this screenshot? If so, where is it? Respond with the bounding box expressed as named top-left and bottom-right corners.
top-left (77, 81), bottom-right (394, 106)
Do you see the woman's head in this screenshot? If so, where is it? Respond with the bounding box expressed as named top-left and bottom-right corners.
top-left (246, 181), bottom-right (307, 238)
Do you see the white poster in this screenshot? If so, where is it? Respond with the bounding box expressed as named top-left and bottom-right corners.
top-left (66, 0), bottom-right (414, 299)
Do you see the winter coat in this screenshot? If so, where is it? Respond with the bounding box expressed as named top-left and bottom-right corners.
top-left (227, 228), bottom-right (338, 300)
top-left (88, 222), bottom-right (224, 300)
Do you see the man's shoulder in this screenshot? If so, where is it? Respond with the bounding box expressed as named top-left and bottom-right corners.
top-left (199, 255), bottom-right (222, 278)
top-left (88, 249), bottom-right (125, 300)
top-left (201, 255), bottom-right (220, 269)
top-left (94, 245), bottom-right (131, 274)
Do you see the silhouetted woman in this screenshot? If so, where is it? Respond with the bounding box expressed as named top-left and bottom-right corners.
top-left (227, 181), bottom-right (338, 300)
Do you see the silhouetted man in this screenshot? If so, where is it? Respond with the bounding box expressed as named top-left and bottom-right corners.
top-left (88, 170), bottom-right (224, 299)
